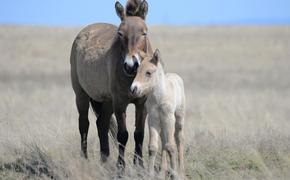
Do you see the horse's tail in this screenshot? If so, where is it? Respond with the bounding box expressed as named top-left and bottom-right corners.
top-left (108, 115), bottom-right (118, 145)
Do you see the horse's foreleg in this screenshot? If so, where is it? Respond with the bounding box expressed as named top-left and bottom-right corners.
top-left (133, 102), bottom-right (147, 167)
top-left (76, 91), bottom-right (90, 159)
top-left (114, 100), bottom-right (129, 174)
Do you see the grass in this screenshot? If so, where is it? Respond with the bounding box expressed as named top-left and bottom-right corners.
top-left (0, 25), bottom-right (290, 179)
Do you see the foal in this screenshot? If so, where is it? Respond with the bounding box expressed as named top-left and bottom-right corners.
top-left (130, 49), bottom-right (185, 179)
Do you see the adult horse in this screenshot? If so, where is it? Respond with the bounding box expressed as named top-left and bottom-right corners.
top-left (70, 0), bottom-right (152, 171)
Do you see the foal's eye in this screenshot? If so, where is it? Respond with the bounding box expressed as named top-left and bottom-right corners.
top-left (145, 71), bottom-right (151, 77)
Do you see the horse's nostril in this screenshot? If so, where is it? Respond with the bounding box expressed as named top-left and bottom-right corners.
top-left (124, 62), bottom-right (134, 75)
top-left (133, 61), bottom-right (139, 72)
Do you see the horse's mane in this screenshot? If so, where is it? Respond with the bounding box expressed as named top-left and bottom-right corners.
top-left (125, 0), bottom-right (143, 16)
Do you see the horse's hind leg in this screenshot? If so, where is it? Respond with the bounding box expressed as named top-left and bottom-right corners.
top-left (90, 99), bottom-right (113, 162)
top-left (75, 90), bottom-right (90, 159)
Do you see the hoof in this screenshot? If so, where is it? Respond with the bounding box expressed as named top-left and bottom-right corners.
top-left (100, 152), bottom-right (109, 163)
top-left (80, 151), bottom-right (88, 159)
top-left (116, 157), bottom-right (125, 177)
top-left (168, 170), bottom-right (179, 180)
top-left (133, 155), bottom-right (144, 168)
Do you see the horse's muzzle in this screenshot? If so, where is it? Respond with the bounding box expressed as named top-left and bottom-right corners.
top-left (123, 56), bottom-right (139, 76)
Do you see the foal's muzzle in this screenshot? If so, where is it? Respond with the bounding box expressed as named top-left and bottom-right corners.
top-left (131, 86), bottom-right (137, 95)
top-left (130, 82), bottom-right (141, 97)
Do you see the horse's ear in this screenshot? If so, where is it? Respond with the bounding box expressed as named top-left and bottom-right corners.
top-left (138, 0), bottom-right (148, 20)
top-left (115, 1), bottom-right (125, 21)
top-left (151, 49), bottom-right (160, 66)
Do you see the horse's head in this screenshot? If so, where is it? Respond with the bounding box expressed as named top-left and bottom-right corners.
top-left (130, 49), bottom-right (162, 97)
top-left (115, 0), bottom-right (152, 76)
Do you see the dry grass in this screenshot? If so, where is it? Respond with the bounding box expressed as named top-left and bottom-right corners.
top-left (0, 25), bottom-right (290, 179)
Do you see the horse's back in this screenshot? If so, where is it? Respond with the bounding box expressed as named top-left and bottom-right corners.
top-left (73, 23), bottom-right (117, 57)
top-left (70, 23), bottom-right (117, 101)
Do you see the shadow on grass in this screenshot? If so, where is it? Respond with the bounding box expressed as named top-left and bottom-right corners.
top-left (0, 144), bottom-right (68, 179)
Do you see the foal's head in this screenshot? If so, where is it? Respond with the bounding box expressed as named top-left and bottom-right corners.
top-left (115, 0), bottom-right (151, 76)
top-left (130, 49), bottom-right (163, 97)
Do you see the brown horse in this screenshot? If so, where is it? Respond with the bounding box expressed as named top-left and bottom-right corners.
top-left (70, 0), bottom-right (152, 172)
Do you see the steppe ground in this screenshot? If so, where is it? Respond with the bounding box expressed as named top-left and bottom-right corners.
top-left (0, 25), bottom-right (290, 179)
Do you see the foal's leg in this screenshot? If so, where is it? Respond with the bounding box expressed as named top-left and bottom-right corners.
top-left (160, 131), bottom-right (168, 179)
top-left (113, 99), bottom-right (129, 173)
top-left (148, 120), bottom-right (159, 176)
top-left (175, 111), bottom-right (185, 178)
top-left (75, 90), bottom-right (90, 159)
top-left (133, 100), bottom-right (147, 167)
top-left (90, 99), bottom-right (113, 162)
top-left (161, 113), bottom-right (177, 179)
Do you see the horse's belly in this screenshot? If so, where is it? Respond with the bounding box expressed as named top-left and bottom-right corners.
top-left (77, 64), bottom-right (111, 101)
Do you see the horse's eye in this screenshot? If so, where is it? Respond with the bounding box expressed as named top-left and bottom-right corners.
top-left (145, 71), bottom-right (151, 77)
top-left (142, 32), bottom-right (147, 36)
top-left (118, 31), bottom-right (124, 38)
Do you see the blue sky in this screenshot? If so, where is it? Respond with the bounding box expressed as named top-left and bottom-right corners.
top-left (0, 0), bottom-right (290, 26)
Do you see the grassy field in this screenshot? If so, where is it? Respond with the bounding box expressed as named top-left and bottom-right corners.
top-left (0, 25), bottom-right (290, 179)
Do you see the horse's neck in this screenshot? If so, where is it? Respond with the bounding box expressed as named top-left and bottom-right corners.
top-left (112, 38), bottom-right (125, 60)
top-left (150, 65), bottom-right (166, 103)
top-left (110, 39), bottom-right (127, 71)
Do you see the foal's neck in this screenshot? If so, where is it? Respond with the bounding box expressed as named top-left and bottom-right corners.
top-left (150, 65), bottom-right (166, 102)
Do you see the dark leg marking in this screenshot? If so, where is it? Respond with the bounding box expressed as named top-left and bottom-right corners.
top-left (90, 99), bottom-right (113, 162)
top-left (76, 91), bottom-right (90, 159)
top-left (133, 101), bottom-right (147, 167)
top-left (114, 102), bottom-right (129, 174)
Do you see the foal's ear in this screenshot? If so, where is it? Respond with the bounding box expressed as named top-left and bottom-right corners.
top-left (151, 49), bottom-right (160, 66)
top-left (115, 1), bottom-right (125, 21)
top-left (138, 0), bottom-right (148, 20)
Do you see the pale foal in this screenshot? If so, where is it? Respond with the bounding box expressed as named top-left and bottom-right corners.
top-left (130, 49), bottom-right (185, 179)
